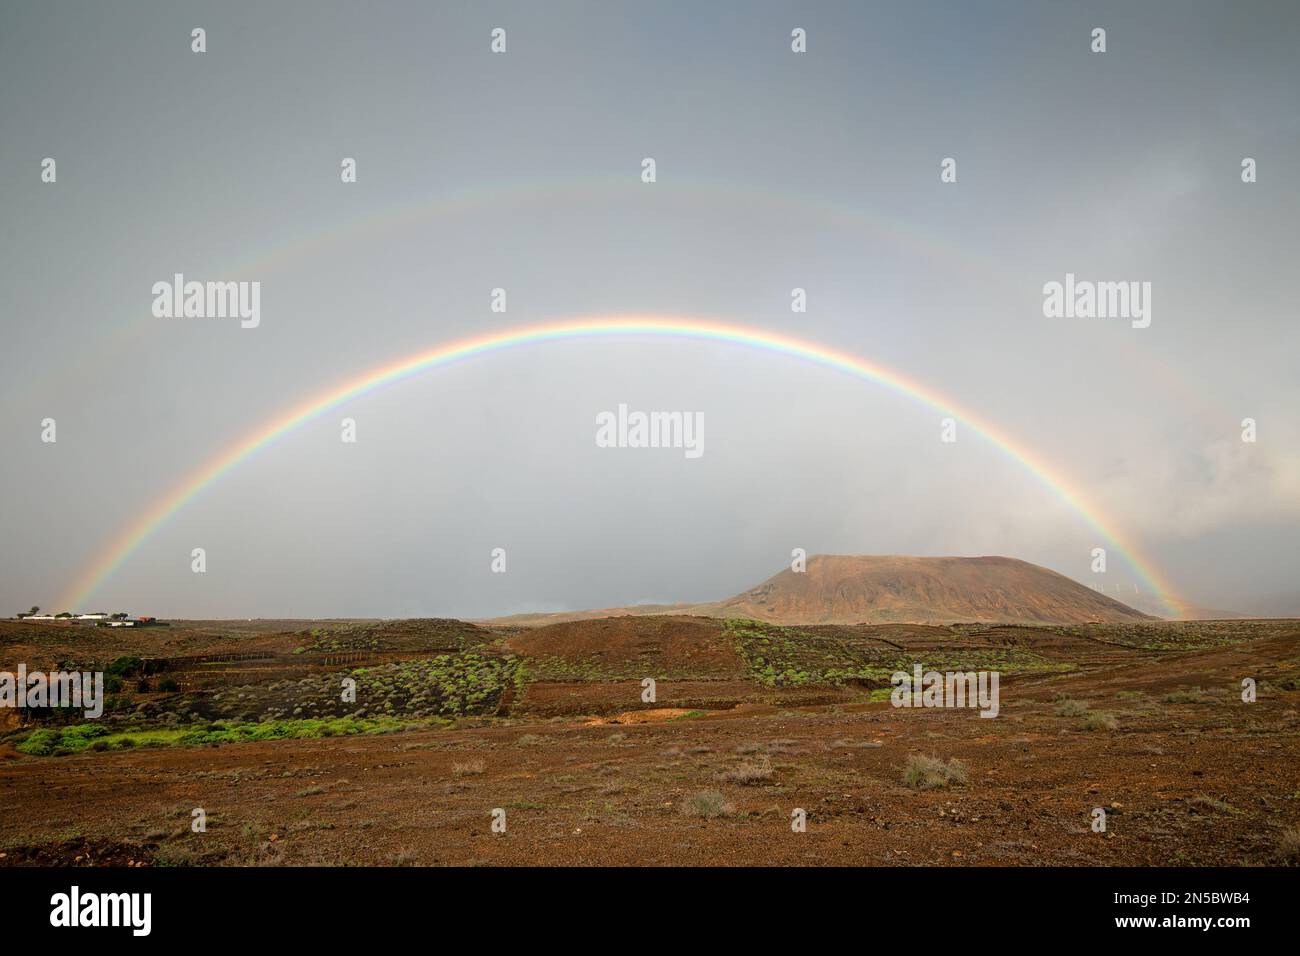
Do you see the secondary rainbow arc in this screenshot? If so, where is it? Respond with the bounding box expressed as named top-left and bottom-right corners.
top-left (61, 316), bottom-right (1180, 617)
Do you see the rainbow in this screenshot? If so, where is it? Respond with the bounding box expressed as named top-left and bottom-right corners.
top-left (61, 315), bottom-right (1180, 616)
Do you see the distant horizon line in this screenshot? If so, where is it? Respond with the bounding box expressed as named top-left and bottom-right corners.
top-left (37, 551), bottom-right (1264, 623)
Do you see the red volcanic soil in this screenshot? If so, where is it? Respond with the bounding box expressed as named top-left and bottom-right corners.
top-left (1, 618), bottom-right (1297, 867)
top-left (506, 615), bottom-right (743, 677)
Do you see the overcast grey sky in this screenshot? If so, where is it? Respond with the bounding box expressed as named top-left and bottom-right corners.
top-left (2, 0), bottom-right (1297, 618)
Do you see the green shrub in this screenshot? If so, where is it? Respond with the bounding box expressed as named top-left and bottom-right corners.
top-left (105, 656), bottom-right (143, 678)
top-left (681, 790), bottom-right (733, 818)
top-left (61, 723), bottom-right (108, 740)
top-left (17, 729), bottom-right (61, 756)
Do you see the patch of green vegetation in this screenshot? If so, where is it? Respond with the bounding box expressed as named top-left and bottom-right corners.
top-left (513, 661), bottom-right (531, 695)
top-left (131, 651), bottom-right (519, 725)
top-left (727, 619), bottom-right (882, 687)
top-left (1084, 620), bottom-right (1279, 652)
top-left (667, 710), bottom-right (706, 721)
top-left (15, 729), bottom-right (61, 756)
top-left (295, 619), bottom-right (493, 655)
top-left (725, 619), bottom-right (1070, 688)
top-left (368, 653), bottom-right (516, 716)
top-left (16, 715), bottom-right (436, 756)
top-left (177, 716), bottom-right (425, 746)
top-left (520, 655), bottom-right (614, 682)
top-left (19, 723), bottom-right (183, 755)
top-left (106, 656), bottom-right (144, 678)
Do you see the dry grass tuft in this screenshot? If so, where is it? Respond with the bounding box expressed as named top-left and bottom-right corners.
top-left (681, 789), bottom-right (733, 818)
top-left (719, 756), bottom-right (773, 786)
top-left (901, 753), bottom-right (969, 790)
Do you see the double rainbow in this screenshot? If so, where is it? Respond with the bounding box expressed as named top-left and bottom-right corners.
top-left (61, 315), bottom-right (1179, 616)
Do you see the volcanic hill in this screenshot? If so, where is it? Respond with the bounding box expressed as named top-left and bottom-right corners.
top-left (491, 555), bottom-right (1156, 626)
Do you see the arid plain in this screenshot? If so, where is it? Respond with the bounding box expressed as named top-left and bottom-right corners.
top-left (3, 558), bottom-right (1298, 867)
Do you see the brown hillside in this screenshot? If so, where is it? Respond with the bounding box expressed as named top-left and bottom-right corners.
top-left (506, 615), bottom-right (742, 677)
top-left (696, 555), bottom-right (1155, 625)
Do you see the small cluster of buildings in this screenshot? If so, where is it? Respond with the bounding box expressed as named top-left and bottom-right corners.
top-left (16, 612), bottom-right (162, 628)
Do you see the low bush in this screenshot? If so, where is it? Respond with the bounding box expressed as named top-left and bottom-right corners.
top-left (902, 753), bottom-right (969, 790)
